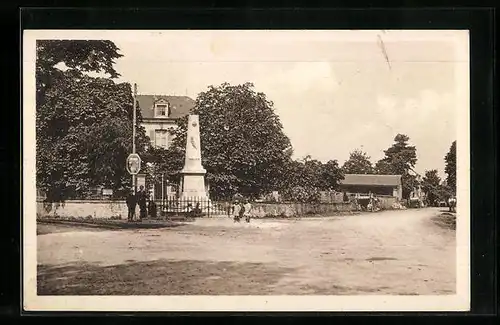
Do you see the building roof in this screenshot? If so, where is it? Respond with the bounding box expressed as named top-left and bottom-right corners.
top-left (341, 174), bottom-right (402, 186)
top-left (137, 95), bottom-right (195, 119)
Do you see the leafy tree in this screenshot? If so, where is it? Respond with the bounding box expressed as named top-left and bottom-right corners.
top-left (444, 141), bottom-right (457, 194)
top-left (36, 40), bottom-right (148, 201)
top-left (422, 169), bottom-right (441, 205)
top-left (142, 145), bottom-right (185, 196)
top-left (319, 160), bottom-right (344, 191)
top-left (278, 156), bottom-right (343, 202)
top-left (375, 134), bottom-right (418, 199)
top-left (36, 40), bottom-right (122, 103)
top-left (169, 82), bottom-right (293, 199)
top-left (342, 149), bottom-right (374, 174)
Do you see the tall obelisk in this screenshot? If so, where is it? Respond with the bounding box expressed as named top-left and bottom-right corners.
top-left (179, 115), bottom-right (209, 200)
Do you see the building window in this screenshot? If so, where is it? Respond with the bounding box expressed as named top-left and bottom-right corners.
top-left (155, 102), bottom-right (169, 117)
top-left (155, 130), bottom-right (169, 148)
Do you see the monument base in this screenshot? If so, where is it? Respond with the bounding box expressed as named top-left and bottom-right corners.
top-left (179, 173), bottom-right (209, 201)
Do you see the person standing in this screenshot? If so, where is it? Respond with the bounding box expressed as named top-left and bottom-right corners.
top-left (126, 189), bottom-right (137, 222)
top-left (243, 199), bottom-right (252, 223)
top-left (148, 195), bottom-right (157, 219)
top-left (343, 192), bottom-right (349, 203)
top-left (448, 196), bottom-right (457, 213)
top-left (233, 200), bottom-right (242, 222)
top-left (137, 185), bottom-right (147, 221)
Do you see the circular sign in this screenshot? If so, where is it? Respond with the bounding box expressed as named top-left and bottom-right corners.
top-left (126, 153), bottom-right (141, 175)
top-left (192, 122), bottom-right (198, 127)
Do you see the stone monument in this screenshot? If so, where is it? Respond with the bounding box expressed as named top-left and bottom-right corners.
top-left (179, 115), bottom-right (209, 200)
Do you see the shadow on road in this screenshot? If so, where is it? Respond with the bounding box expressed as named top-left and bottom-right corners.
top-left (37, 259), bottom-right (294, 295)
top-left (37, 220), bottom-right (186, 235)
top-left (431, 213), bottom-right (456, 230)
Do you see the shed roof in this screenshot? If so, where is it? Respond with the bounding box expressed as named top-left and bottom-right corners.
top-left (341, 174), bottom-right (402, 186)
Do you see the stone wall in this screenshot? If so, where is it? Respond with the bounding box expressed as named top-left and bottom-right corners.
top-left (37, 197), bottom-right (399, 220)
top-left (37, 200), bottom-right (128, 219)
top-left (251, 202), bottom-right (353, 217)
top-left (378, 196), bottom-right (398, 209)
top-left (212, 201), bottom-right (354, 218)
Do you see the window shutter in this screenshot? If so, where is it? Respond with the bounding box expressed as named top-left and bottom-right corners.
top-left (166, 132), bottom-right (171, 148)
top-left (150, 130), bottom-right (156, 147)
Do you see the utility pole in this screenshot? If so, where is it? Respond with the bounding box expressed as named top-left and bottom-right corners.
top-left (132, 83), bottom-right (137, 193)
top-left (161, 173), bottom-right (165, 212)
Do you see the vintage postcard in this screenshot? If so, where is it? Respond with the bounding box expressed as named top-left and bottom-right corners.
top-left (23, 30), bottom-right (470, 312)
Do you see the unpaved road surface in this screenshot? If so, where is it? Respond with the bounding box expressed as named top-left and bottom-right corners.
top-left (37, 208), bottom-right (456, 295)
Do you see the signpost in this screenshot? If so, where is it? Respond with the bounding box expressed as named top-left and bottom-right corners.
top-left (126, 153), bottom-right (142, 175)
top-left (129, 83), bottom-right (138, 193)
top-left (127, 153), bottom-right (141, 193)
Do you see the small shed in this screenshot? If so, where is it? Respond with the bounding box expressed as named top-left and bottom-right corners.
top-left (339, 174), bottom-right (403, 200)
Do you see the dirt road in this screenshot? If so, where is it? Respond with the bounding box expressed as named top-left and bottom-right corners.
top-left (37, 208), bottom-right (456, 295)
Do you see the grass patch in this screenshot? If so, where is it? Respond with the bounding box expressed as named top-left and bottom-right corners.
top-left (431, 213), bottom-right (456, 230)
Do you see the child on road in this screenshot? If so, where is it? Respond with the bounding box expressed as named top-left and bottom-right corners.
top-left (243, 199), bottom-right (252, 223)
top-left (233, 200), bottom-right (242, 222)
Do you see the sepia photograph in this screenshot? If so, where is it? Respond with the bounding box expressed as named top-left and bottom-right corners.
top-left (23, 30), bottom-right (470, 312)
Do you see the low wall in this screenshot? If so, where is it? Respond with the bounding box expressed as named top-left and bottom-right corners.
top-left (212, 201), bottom-right (354, 218)
top-left (378, 196), bottom-right (398, 209)
top-left (37, 200), bottom-right (128, 219)
top-left (37, 197), bottom-right (399, 220)
top-left (251, 202), bottom-right (353, 217)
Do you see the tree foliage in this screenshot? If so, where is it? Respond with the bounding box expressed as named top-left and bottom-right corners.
top-left (375, 134), bottom-right (418, 199)
top-left (422, 169), bottom-right (442, 205)
top-left (36, 40), bottom-right (148, 201)
top-left (278, 156), bottom-right (344, 202)
top-left (152, 82), bottom-right (345, 200)
top-left (342, 149), bottom-right (374, 174)
top-left (168, 82), bottom-right (293, 199)
top-left (444, 141), bottom-right (457, 194)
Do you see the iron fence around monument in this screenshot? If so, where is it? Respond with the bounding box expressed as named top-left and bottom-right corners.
top-left (153, 196), bottom-right (230, 218)
top-left (150, 196), bottom-right (358, 219)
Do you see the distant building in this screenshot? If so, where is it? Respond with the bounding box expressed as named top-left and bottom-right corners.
top-left (137, 95), bottom-right (195, 200)
top-left (339, 174), bottom-right (403, 200)
top-left (137, 95), bottom-right (195, 149)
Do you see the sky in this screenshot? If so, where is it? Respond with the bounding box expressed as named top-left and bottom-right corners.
top-left (87, 30), bottom-right (466, 179)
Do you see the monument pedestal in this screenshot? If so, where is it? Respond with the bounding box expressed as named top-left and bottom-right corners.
top-left (179, 172), bottom-right (209, 200)
top-left (179, 115), bottom-right (210, 203)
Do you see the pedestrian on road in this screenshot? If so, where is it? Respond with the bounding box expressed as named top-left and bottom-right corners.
top-left (243, 199), bottom-right (252, 223)
top-left (448, 196), bottom-right (457, 213)
top-left (148, 195), bottom-right (157, 219)
top-left (233, 200), bottom-right (242, 222)
top-left (137, 185), bottom-right (147, 221)
top-left (126, 189), bottom-right (137, 222)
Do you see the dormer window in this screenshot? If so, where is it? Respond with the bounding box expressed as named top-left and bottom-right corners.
top-left (154, 100), bottom-right (170, 118)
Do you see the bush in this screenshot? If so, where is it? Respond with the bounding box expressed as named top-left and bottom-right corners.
top-left (281, 186), bottom-right (321, 203)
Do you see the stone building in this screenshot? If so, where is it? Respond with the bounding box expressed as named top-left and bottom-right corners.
top-left (137, 95), bottom-right (195, 149)
top-left (137, 95), bottom-right (195, 200)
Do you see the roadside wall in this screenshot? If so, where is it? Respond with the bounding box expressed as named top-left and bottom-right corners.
top-left (37, 200), bottom-right (128, 219)
top-left (37, 197), bottom-right (399, 219)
